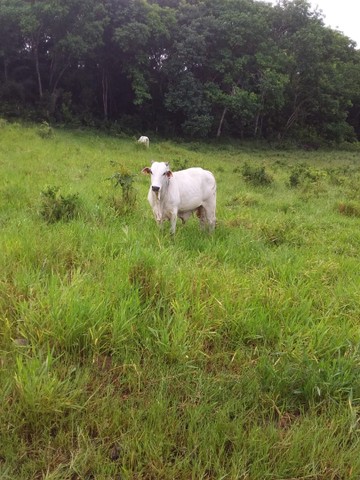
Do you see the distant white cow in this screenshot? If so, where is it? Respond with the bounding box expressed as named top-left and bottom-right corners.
top-left (142, 161), bottom-right (216, 234)
top-left (138, 136), bottom-right (150, 148)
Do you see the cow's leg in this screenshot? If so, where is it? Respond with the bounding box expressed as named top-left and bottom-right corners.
top-left (169, 210), bottom-right (178, 235)
top-left (206, 209), bottom-right (216, 232)
top-left (196, 206), bottom-right (207, 229)
top-left (202, 198), bottom-right (216, 232)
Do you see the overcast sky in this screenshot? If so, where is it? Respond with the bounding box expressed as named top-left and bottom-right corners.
top-left (265, 0), bottom-right (359, 47)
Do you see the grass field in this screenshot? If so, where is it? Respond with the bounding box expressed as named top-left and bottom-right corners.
top-left (1, 121), bottom-right (360, 479)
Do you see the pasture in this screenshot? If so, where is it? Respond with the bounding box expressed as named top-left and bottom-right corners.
top-left (1, 122), bottom-right (360, 479)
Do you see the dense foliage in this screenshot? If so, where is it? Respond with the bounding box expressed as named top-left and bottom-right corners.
top-left (1, 0), bottom-right (360, 142)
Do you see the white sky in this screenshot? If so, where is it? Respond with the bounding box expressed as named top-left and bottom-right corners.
top-left (311, 0), bottom-right (359, 46)
top-left (265, 0), bottom-right (360, 47)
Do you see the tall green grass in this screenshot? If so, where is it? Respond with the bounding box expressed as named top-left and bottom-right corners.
top-left (1, 121), bottom-right (360, 479)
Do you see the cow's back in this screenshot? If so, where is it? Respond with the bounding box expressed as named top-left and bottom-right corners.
top-left (174, 167), bottom-right (215, 190)
top-left (173, 168), bottom-right (216, 210)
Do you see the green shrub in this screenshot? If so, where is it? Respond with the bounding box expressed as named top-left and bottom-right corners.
top-left (37, 121), bottom-right (54, 139)
top-left (260, 218), bottom-right (295, 246)
top-left (289, 163), bottom-right (324, 188)
top-left (40, 186), bottom-right (80, 223)
top-left (110, 172), bottom-right (135, 201)
top-left (107, 167), bottom-right (136, 215)
top-left (242, 163), bottom-right (274, 186)
top-left (326, 166), bottom-right (352, 186)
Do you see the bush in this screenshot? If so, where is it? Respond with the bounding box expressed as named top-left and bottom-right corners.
top-left (289, 163), bottom-right (324, 188)
top-left (323, 121), bottom-right (357, 144)
top-left (37, 121), bottom-right (54, 139)
top-left (107, 166), bottom-right (137, 215)
top-left (242, 163), bottom-right (274, 186)
top-left (109, 171), bottom-right (135, 202)
top-left (291, 126), bottom-right (324, 149)
top-left (260, 219), bottom-right (295, 246)
top-left (40, 186), bottom-right (80, 223)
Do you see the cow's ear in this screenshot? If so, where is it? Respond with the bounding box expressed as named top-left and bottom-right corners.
top-left (166, 170), bottom-right (173, 178)
top-left (142, 167), bottom-right (152, 175)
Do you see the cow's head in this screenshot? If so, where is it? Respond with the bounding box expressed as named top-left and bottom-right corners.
top-left (142, 161), bottom-right (173, 199)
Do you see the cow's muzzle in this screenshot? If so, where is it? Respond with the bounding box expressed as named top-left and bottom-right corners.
top-left (152, 186), bottom-right (160, 192)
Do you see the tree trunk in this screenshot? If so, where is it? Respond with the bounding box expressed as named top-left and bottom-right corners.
top-left (49, 89), bottom-right (61, 116)
top-left (4, 57), bottom-right (8, 83)
top-left (216, 107), bottom-right (227, 137)
top-left (254, 112), bottom-right (260, 137)
top-left (281, 104), bottom-right (302, 139)
top-left (34, 42), bottom-right (43, 98)
top-left (102, 68), bottom-right (109, 121)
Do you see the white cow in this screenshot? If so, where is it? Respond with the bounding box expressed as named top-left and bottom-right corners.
top-left (138, 136), bottom-right (150, 148)
top-left (142, 161), bottom-right (216, 234)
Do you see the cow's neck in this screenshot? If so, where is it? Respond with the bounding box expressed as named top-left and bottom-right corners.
top-left (157, 181), bottom-right (171, 205)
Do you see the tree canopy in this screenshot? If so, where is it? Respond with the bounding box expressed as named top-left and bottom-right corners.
top-left (1, 0), bottom-right (359, 142)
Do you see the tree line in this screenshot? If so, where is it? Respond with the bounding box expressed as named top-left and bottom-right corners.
top-left (1, 0), bottom-right (360, 142)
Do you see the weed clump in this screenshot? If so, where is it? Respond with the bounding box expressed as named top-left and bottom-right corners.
top-left (242, 163), bottom-right (273, 186)
top-left (260, 219), bottom-right (294, 246)
top-left (289, 163), bottom-right (324, 188)
top-left (337, 201), bottom-right (360, 218)
top-left (226, 192), bottom-right (260, 207)
top-left (37, 121), bottom-right (54, 139)
top-left (129, 258), bottom-right (159, 303)
top-left (40, 186), bottom-right (80, 223)
top-left (12, 353), bottom-right (82, 433)
top-left (107, 166), bottom-right (136, 215)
